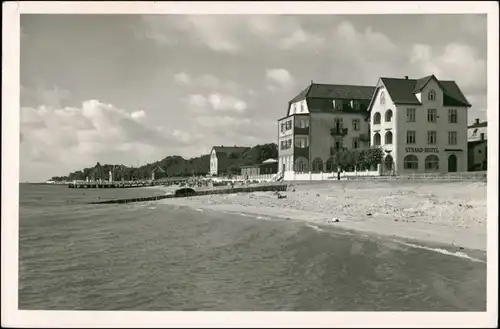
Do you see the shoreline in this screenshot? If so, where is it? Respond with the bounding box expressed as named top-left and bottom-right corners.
top-left (157, 180), bottom-right (487, 252)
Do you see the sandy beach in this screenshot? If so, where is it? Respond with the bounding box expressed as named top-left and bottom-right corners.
top-left (158, 180), bottom-right (487, 251)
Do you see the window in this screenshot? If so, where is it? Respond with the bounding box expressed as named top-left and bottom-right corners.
top-left (425, 155), bottom-right (439, 171)
top-left (333, 99), bottom-right (342, 110)
top-left (406, 130), bottom-right (416, 144)
top-left (427, 109), bottom-right (437, 123)
top-left (280, 123), bottom-right (285, 133)
top-left (428, 131), bottom-right (437, 144)
top-left (385, 109), bottom-right (393, 122)
top-left (294, 157), bottom-right (308, 172)
top-left (295, 117), bottom-right (308, 128)
top-left (312, 158), bottom-right (323, 173)
top-left (380, 91), bottom-right (385, 105)
top-left (334, 139), bottom-right (343, 150)
top-left (354, 102), bottom-right (360, 110)
top-left (326, 158), bottom-right (336, 172)
top-left (286, 120), bottom-right (292, 130)
top-left (280, 139), bottom-right (293, 150)
top-left (295, 137), bottom-right (309, 148)
top-left (384, 131), bottom-right (393, 145)
top-left (373, 132), bottom-right (381, 146)
top-left (334, 118), bottom-right (344, 129)
top-left (472, 128), bottom-right (478, 136)
top-left (428, 90), bottom-right (436, 101)
top-left (404, 155), bottom-right (419, 170)
top-left (406, 108), bottom-right (416, 122)
top-left (448, 131), bottom-right (457, 145)
top-left (300, 103), bottom-right (304, 112)
top-left (352, 138), bottom-right (359, 149)
top-left (373, 112), bottom-right (381, 124)
top-left (352, 119), bottom-right (360, 131)
top-left (448, 109), bottom-right (457, 123)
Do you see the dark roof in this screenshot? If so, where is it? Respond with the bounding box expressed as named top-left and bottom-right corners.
top-left (380, 76), bottom-right (471, 107)
top-left (468, 121), bottom-right (487, 129)
top-left (211, 146), bottom-right (250, 155)
top-left (289, 84), bottom-right (312, 103)
top-left (289, 82), bottom-right (376, 103)
top-left (412, 75), bottom-right (434, 93)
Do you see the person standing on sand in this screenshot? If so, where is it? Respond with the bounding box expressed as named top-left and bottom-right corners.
top-left (337, 170), bottom-right (341, 181)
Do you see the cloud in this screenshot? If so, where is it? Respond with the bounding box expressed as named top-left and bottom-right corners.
top-left (185, 93), bottom-right (248, 113)
top-left (277, 27), bottom-right (325, 50)
top-left (410, 43), bottom-right (486, 93)
top-left (140, 15), bottom-right (326, 54)
top-left (173, 72), bottom-right (192, 86)
top-left (20, 100), bottom-right (197, 180)
top-left (187, 94), bottom-right (208, 108)
top-left (266, 68), bottom-right (295, 91)
top-left (172, 72), bottom-right (240, 94)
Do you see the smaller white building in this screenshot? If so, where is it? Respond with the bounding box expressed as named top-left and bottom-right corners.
top-left (467, 118), bottom-right (487, 142)
top-left (209, 145), bottom-right (250, 176)
top-left (467, 119), bottom-right (488, 171)
top-left (368, 74), bottom-right (471, 174)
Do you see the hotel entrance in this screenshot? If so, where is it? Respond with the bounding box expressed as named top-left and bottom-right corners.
top-left (448, 154), bottom-right (458, 173)
top-left (384, 155), bottom-right (394, 174)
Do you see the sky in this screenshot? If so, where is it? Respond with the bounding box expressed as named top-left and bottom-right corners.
top-left (19, 14), bottom-right (487, 182)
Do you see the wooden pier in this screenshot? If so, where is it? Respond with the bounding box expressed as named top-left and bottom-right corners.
top-left (68, 178), bottom-right (188, 189)
top-left (88, 184), bottom-right (288, 205)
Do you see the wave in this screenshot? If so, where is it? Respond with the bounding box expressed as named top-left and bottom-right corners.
top-left (256, 216), bottom-right (268, 221)
top-left (306, 224), bottom-right (324, 232)
top-left (400, 242), bottom-right (485, 263)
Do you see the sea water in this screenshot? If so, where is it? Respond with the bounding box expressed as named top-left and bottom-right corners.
top-left (19, 184), bottom-right (486, 311)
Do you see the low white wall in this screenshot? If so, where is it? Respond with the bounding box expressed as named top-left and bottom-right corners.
top-left (232, 174), bottom-right (278, 181)
top-left (283, 170), bottom-right (381, 181)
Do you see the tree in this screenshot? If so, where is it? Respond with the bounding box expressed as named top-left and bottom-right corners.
top-left (364, 147), bottom-right (384, 170)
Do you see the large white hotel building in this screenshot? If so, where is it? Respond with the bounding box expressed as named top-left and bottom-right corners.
top-left (369, 74), bottom-right (471, 174)
top-left (277, 74), bottom-right (471, 175)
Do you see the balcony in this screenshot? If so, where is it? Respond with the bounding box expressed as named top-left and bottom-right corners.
top-left (294, 126), bottom-right (309, 135)
top-left (294, 146), bottom-right (309, 157)
top-left (330, 127), bottom-right (348, 137)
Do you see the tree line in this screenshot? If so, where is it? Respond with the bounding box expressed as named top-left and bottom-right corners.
top-left (49, 143), bottom-right (279, 182)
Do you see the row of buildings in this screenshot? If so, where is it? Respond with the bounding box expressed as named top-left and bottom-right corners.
top-left (277, 74), bottom-right (487, 175)
top-left (207, 73), bottom-right (487, 177)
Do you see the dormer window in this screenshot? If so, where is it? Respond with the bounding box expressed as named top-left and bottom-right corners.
top-left (332, 99), bottom-right (342, 110)
top-left (300, 102), bottom-right (304, 112)
top-left (428, 90), bottom-right (436, 101)
top-left (380, 92), bottom-right (385, 105)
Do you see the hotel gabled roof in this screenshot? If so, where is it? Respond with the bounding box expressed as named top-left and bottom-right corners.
top-left (379, 75), bottom-right (471, 107)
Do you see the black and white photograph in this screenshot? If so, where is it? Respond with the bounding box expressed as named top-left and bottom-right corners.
top-left (2, 1), bottom-right (498, 328)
